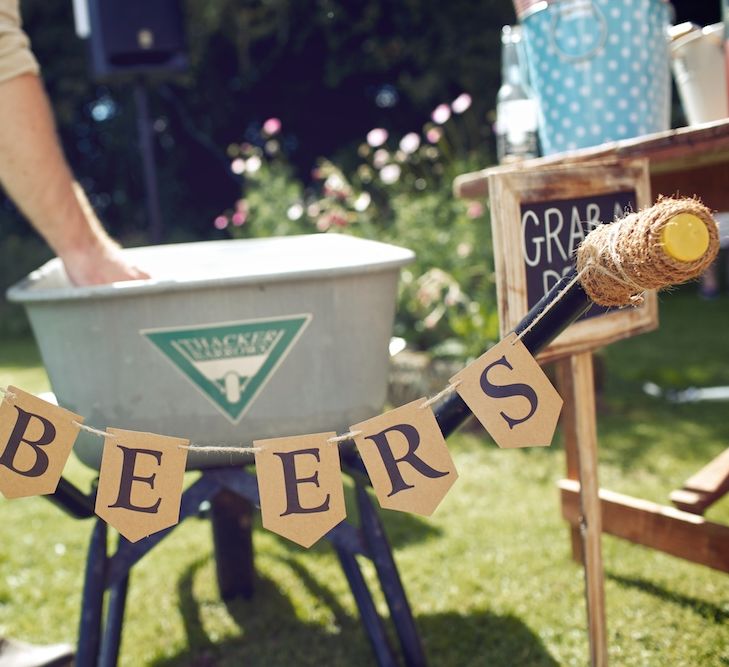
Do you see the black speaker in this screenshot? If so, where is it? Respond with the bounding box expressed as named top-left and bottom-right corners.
top-left (82, 0), bottom-right (188, 79)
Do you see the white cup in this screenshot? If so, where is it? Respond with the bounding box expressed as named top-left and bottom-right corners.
top-left (671, 23), bottom-right (729, 126)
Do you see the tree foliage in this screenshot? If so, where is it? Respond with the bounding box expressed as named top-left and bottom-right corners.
top-left (12, 0), bottom-right (513, 241)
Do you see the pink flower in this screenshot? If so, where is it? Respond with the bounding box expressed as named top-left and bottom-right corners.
top-left (444, 284), bottom-right (462, 307)
top-left (366, 128), bottom-right (388, 148)
top-left (318, 211), bottom-right (348, 230)
top-left (354, 192), bottom-right (371, 212)
top-left (426, 127), bottom-right (443, 143)
top-left (231, 158), bottom-right (246, 175)
top-left (466, 201), bottom-right (484, 219)
top-left (231, 211), bottom-right (246, 226)
top-left (399, 132), bottom-right (421, 154)
top-left (451, 93), bottom-right (472, 114)
top-left (214, 215), bottom-right (228, 230)
top-left (262, 117), bottom-right (282, 136)
top-left (323, 173), bottom-right (350, 199)
top-left (423, 306), bottom-right (445, 330)
top-left (287, 203), bottom-right (304, 220)
top-left (431, 104), bottom-right (451, 125)
top-left (245, 156), bottom-right (262, 173)
top-left (373, 148), bottom-right (390, 169)
top-left (379, 164), bottom-right (401, 184)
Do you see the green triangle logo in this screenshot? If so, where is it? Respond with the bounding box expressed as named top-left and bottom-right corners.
top-left (141, 314), bottom-right (311, 423)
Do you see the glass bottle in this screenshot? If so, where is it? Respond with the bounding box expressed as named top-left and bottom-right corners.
top-left (496, 25), bottom-right (539, 163)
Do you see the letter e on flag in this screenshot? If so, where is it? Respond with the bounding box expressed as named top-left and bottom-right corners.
top-left (451, 333), bottom-right (563, 448)
top-left (0, 386), bottom-right (83, 499)
top-left (95, 429), bottom-right (189, 542)
top-left (254, 432), bottom-right (346, 548)
top-left (352, 400), bottom-right (458, 516)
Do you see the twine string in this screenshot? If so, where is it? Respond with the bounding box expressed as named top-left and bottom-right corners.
top-left (0, 386), bottom-right (17, 401)
top-left (73, 421), bottom-right (117, 440)
top-left (580, 248), bottom-right (647, 304)
top-left (419, 380), bottom-right (461, 409)
top-left (606, 223), bottom-right (647, 299)
top-left (178, 444), bottom-right (261, 455)
top-left (327, 430), bottom-right (362, 444)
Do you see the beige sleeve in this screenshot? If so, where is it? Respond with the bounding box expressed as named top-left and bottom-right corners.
top-left (0, 0), bottom-right (40, 83)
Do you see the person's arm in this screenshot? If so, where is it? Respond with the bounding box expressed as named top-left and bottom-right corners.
top-left (0, 72), bottom-right (148, 285)
top-left (0, 0), bottom-right (147, 285)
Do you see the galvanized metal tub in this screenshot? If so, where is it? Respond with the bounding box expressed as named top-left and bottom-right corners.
top-left (7, 234), bottom-right (414, 470)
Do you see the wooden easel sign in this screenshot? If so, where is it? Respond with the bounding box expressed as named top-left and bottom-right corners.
top-left (487, 158), bottom-right (658, 362)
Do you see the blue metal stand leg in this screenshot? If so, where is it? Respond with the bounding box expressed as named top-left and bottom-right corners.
top-left (211, 489), bottom-right (255, 601)
top-left (98, 571), bottom-right (130, 667)
top-left (77, 520), bottom-right (108, 667)
top-left (335, 546), bottom-right (399, 667)
top-left (357, 485), bottom-right (427, 667)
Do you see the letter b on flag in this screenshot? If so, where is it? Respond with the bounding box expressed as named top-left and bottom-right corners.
top-left (0, 387), bottom-right (83, 499)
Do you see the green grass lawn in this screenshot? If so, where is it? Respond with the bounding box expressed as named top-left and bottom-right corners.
top-left (1, 288), bottom-right (728, 666)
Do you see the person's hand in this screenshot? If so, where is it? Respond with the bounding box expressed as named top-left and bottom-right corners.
top-left (59, 237), bottom-right (150, 286)
top-left (53, 184), bottom-right (151, 286)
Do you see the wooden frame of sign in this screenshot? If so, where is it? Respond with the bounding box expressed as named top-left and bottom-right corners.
top-left (487, 157), bottom-right (657, 363)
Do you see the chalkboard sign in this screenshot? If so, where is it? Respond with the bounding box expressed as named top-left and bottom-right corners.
top-left (521, 189), bottom-right (637, 322)
top-left (487, 159), bottom-right (658, 362)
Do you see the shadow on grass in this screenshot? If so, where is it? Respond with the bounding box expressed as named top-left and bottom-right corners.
top-left (608, 573), bottom-right (729, 624)
top-left (152, 555), bottom-right (558, 667)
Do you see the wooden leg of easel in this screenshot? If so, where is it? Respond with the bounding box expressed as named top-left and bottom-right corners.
top-left (570, 351), bottom-right (608, 667)
top-left (556, 358), bottom-right (585, 564)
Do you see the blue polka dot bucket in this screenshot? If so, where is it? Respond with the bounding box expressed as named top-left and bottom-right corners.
top-left (519, 0), bottom-right (672, 155)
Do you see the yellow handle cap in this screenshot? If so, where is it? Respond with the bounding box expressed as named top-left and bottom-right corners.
top-left (661, 213), bottom-right (710, 262)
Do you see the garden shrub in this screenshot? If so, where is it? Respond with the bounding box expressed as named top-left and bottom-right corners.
top-left (216, 106), bottom-right (499, 361)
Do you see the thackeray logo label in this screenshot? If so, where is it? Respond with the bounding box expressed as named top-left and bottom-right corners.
top-left (141, 315), bottom-right (311, 423)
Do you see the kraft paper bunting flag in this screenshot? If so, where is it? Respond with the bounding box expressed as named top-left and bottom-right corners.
top-left (95, 429), bottom-right (189, 543)
top-left (254, 432), bottom-right (346, 548)
top-left (0, 386), bottom-right (83, 499)
top-left (351, 400), bottom-right (458, 516)
top-left (450, 333), bottom-right (563, 448)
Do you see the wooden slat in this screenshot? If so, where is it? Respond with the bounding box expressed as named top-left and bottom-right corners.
top-left (683, 447), bottom-right (729, 495)
top-left (454, 119), bottom-right (729, 202)
top-left (560, 479), bottom-right (729, 574)
top-left (670, 447), bottom-right (729, 515)
top-left (569, 353), bottom-right (608, 667)
top-left (669, 488), bottom-right (712, 515)
top-left (555, 358), bottom-right (584, 562)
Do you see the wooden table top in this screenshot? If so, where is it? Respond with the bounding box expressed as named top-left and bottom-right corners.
top-left (454, 119), bottom-right (729, 205)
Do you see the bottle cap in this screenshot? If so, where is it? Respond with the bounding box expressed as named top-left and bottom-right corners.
top-left (661, 213), bottom-right (710, 262)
